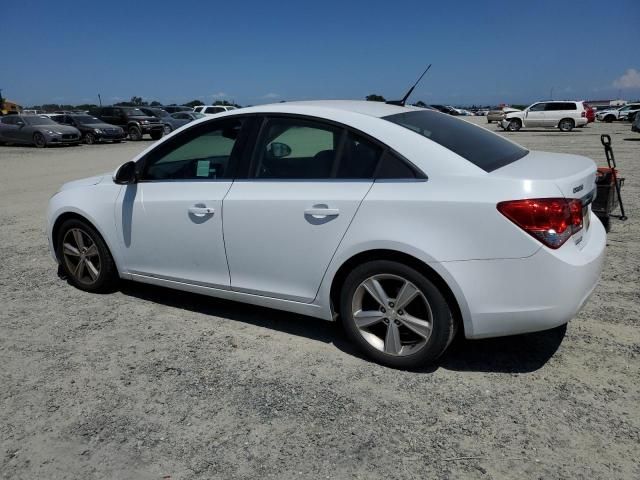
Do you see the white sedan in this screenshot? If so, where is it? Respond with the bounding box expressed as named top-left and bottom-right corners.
top-left (47, 100), bottom-right (606, 368)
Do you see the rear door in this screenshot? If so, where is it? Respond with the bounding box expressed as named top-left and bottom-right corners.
top-left (0, 115), bottom-right (19, 142)
top-left (223, 115), bottom-right (382, 302)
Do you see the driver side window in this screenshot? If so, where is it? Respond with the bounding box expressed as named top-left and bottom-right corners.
top-left (529, 103), bottom-right (546, 112)
top-left (141, 119), bottom-right (244, 181)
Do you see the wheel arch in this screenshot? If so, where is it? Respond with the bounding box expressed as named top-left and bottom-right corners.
top-left (51, 210), bottom-right (121, 276)
top-left (328, 248), bottom-right (468, 336)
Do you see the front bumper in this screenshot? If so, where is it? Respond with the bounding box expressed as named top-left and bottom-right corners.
top-left (96, 130), bottom-right (126, 141)
top-left (442, 212), bottom-right (606, 339)
top-left (140, 124), bottom-right (164, 134)
top-left (46, 133), bottom-right (81, 144)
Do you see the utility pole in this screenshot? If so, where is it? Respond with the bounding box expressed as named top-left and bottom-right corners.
top-left (550, 87), bottom-right (554, 100)
top-left (98, 93), bottom-right (102, 106)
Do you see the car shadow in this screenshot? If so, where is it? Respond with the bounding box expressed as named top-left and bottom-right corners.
top-left (119, 281), bottom-right (565, 374)
top-left (623, 137), bottom-right (640, 141)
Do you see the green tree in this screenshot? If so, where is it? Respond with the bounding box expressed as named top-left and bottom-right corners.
top-left (149, 100), bottom-right (162, 107)
top-left (414, 100), bottom-right (427, 108)
top-left (366, 94), bottom-right (386, 102)
top-left (184, 99), bottom-right (204, 108)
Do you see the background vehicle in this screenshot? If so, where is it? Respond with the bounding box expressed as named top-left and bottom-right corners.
top-left (161, 105), bottom-right (193, 114)
top-left (501, 101), bottom-right (588, 132)
top-left (487, 107), bottom-right (520, 123)
top-left (596, 103), bottom-right (640, 123)
top-left (47, 100), bottom-right (605, 368)
top-left (49, 114), bottom-right (125, 144)
top-left (168, 111), bottom-right (205, 128)
top-left (0, 114), bottom-right (80, 147)
top-left (585, 103), bottom-right (595, 124)
top-left (428, 105), bottom-right (460, 115)
top-left (90, 106), bottom-right (164, 141)
top-left (633, 113), bottom-right (640, 133)
top-left (194, 105), bottom-right (238, 115)
top-left (139, 107), bottom-right (183, 133)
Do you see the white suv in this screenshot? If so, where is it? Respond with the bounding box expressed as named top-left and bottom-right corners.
top-left (501, 101), bottom-right (588, 132)
top-left (596, 103), bottom-right (640, 123)
top-left (194, 105), bottom-right (237, 115)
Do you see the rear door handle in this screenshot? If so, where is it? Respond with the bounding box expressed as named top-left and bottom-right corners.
top-left (188, 206), bottom-right (215, 215)
top-left (304, 207), bottom-right (340, 217)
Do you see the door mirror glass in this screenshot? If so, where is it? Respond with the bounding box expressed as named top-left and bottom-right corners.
top-left (114, 161), bottom-right (137, 184)
top-left (267, 142), bottom-right (292, 158)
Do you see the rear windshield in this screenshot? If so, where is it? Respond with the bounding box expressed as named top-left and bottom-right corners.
top-left (383, 111), bottom-right (528, 172)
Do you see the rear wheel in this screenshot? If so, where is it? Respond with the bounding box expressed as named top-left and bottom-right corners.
top-left (128, 125), bottom-right (142, 141)
top-left (33, 132), bottom-right (47, 148)
top-left (558, 118), bottom-right (574, 132)
top-left (150, 130), bottom-right (163, 140)
top-left (506, 119), bottom-right (521, 132)
top-left (340, 260), bottom-right (456, 369)
top-left (56, 218), bottom-right (117, 292)
top-left (163, 124), bottom-right (172, 134)
top-left (84, 132), bottom-right (96, 144)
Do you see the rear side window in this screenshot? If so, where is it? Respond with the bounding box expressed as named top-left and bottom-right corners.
top-left (384, 111), bottom-right (528, 172)
top-left (336, 132), bottom-right (382, 179)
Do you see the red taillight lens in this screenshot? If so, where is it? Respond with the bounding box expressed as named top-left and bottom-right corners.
top-left (497, 198), bottom-right (583, 249)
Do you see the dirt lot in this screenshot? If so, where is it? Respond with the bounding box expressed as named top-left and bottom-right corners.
top-left (1, 118), bottom-right (638, 480)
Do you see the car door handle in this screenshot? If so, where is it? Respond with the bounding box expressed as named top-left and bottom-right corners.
top-left (188, 206), bottom-right (215, 215)
top-left (304, 207), bottom-right (340, 217)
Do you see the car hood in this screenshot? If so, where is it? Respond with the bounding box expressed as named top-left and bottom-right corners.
top-left (42, 124), bottom-right (79, 134)
top-left (58, 172), bottom-right (111, 192)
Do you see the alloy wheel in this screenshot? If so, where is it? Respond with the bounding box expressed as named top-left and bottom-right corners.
top-left (62, 228), bottom-right (101, 286)
top-left (34, 133), bottom-right (46, 148)
top-left (351, 274), bottom-right (433, 356)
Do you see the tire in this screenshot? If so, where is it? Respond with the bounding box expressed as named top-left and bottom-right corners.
top-left (487, 119), bottom-right (492, 124)
top-left (506, 119), bottom-right (521, 132)
top-left (163, 124), bottom-right (172, 134)
top-left (56, 218), bottom-right (118, 293)
top-left (84, 132), bottom-right (96, 145)
top-left (604, 115), bottom-right (615, 123)
top-left (128, 125), bottom-right (142, 141)
top-left (33, 132), bottom-right (47, 148)
top-left (340, 260), bottom-right (456, 369)
top-left (150, 130), bottom-right (163, 140)
top-left (558, 118), bottom-right (574, 132)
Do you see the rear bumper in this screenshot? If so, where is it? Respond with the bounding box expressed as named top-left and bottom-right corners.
top-left (442, 212), bottom-right (606, 339)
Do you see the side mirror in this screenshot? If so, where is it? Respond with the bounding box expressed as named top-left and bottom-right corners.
top-left (16, 120), bottom-right (25, 127)
top-left (114, 161), bottom-right (137, 184)
top-left (267, 142), bottom-right (292, 158)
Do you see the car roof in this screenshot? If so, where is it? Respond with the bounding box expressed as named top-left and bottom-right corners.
top-left (238, 100), bottom-right (424, 118)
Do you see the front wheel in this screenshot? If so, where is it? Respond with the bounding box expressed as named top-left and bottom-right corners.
top-left (604, 115), bottom-right (615, 123)
top-left (56, 218), bottom-right (118, 292)
top-left (84, 132), bottom-right (96, 144)
top-left (558, 118), bottom-right (574, 132)
top-left (340, 260), bottom-right (456, 369)
top-left (506, 119), bottom-right (521, 131)
top-left (33, 132), bottom-right (47, 148)
top-left (128, 125), bottom-right (142, 141)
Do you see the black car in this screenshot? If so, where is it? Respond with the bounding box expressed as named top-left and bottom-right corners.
top-left (50, 114), bottom-right (126, 144)
top-left (138, 107), bottom-right (183, 133)
top-left (89, 106), bottom-right (164, 141)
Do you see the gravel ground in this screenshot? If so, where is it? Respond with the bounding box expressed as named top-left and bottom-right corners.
top-left (1, 118), bottom-right (639, 480)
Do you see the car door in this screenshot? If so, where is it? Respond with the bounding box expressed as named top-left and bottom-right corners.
top-left (115, 117), bottom-right (249, 287)
top-left (0, 115), bottom-right (20, 142)
top-left (525, 102), bottom-right (546, 127)
top-left (223, 115), bottom-right (382, 303)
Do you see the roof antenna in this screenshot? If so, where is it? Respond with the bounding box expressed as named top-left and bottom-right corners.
top-left (386, 64), bottom-right (432, 106)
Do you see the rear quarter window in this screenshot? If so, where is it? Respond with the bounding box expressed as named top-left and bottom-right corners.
top-left (383, 111), bottom-right (528, 172)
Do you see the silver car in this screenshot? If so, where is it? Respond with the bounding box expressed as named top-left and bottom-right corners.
top-left (0, 114), bottom-right (81, 147)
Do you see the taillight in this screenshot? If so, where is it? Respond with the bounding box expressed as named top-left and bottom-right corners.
top-left (497, 198), bottom-right (583, 249)
top-left (581, 111), bottom-right (586, 117)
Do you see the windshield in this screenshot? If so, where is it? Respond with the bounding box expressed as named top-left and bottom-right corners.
top-left (126, 108), bottom-right (147, 117)
top-left (25, 116), bottom-right (57, 126)
top-left (74, 115), bottom-right (102, 124)
top-left (193, 112), bottom-right (205, 119)
top-left (383, 111), bottom-right (529, 172)
top-left (151, 109), bottom-right (169, 117)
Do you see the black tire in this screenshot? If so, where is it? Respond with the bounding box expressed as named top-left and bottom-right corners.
top-left (340, 260), bottom-right (456, 369)
top-left (604, 115), bottom-right (615, 123)
top-left (128, 125), bottom-right (142, 141)
top-left (163, 124), bottom-right (172, 134)
top-left (150, 130), bottom-right (163, 140)
top-left (558, 118), bottom-right (574, 132)
top-left (506, 119), bottom-right (521, 132)
top-left (113, 140), bottom-right (122, 143)
top-left (33, 132), bottom-right (47, 148)
top-left (56, 218), bottom-right (118, 293)
top-left (487, 119), bottom-right (492, 124)
top-left (84, 132), bottom-right (96, 145)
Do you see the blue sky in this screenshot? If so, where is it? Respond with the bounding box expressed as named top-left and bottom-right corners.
top-left (3, 0), bottom-right (639, 107)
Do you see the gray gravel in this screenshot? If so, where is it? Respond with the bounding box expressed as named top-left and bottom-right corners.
top-left (1, 119), bottom-right (639, 479)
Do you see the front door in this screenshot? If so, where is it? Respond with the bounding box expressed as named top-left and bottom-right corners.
top-left (525, 102), bottom-right (546, 127)
top-left (115, 117), bottom-right (248, 288)
top-left (224, 115), bottom-right (382, 302)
